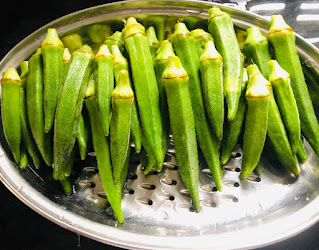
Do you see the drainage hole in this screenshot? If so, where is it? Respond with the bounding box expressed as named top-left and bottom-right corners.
top-left (211, 202), bottom-right (217, 208)
top-left (151, 185), bottom-right (156, 190)
top-left (130, 174), bottom-right (138, 180)
top-left (212, 187), bottom-right (218, 192)
top-left (152, 171), bottom-right (158, 175)
top-left (172, 180), bottom-right (177, 185)
top-left (235, 167), bottom-right (241, 172)
top-left (256, 177), bottom-right (261, 182)
top-left (169, 196), bottom-right (175, 201)
top-left (189, 207), bottom-right (195, 212)
top-left (233, 197), bottom-right (239, 203)
top-left (234, 182), bottom-right (240, 187)
top-left (148, 200), bottom-right (153, 205)
top-left (235, 153), bottom-right (241, 158)
top-left (129, 189), bottom-right (135, 195)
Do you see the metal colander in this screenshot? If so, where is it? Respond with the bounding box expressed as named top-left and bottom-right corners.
top-left (1, 1), bottom-right (319, 249)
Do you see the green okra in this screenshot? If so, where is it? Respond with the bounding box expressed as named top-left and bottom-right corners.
top-left (53, 45), bottom-right (94, 180)
top-left (61, 33), bottom-right (83, 54)
top-left (170, 22), bottom-right (222, 191)
top-left (191, 29), bottom-right (214, 57)
top-left (1, 67), bottom-right (22, 164)
top-left (163, 56), bottom-right (200, 212)
top-left (199, 40), bottom-right (224, 140)
top-left (236, 29), bottom-right (247, 51)
top-left (59, 175), bottom-right (72, 196)
top-left (254, 164), bottom-right (262, 176)
top-left (220, 68), bottom-right (248, 165)
top-left (141, 15), bottom-right (167, 42)
top-left (63, 146), bottom-right (76, 178)
top-left (297, 137), bottom-right (308, 164)
top-left (19, 144), bottom-right (28, 169)
top-left (208, 7), bottom-right (243, 121)
top-left (19, 61), bottom-right (28, 87)
top-left (111, 44), bottom-right (142, 153)
top-left (87, 24), bottom-right (111, 44)
top-left (268, 15), bottom-right (319, 158)
top-left (62, 48), bottom-right (71, 78)
top-left (146, 26), bottom-right (160, 62)
top-left (104, 31), bottom-right (124, 53)
top-left (95, 44), bottom-right (114, 136)
top-left (248, 65), bottom-right (300, 176)
top-left (110, 70), bottom-right (134, 184)
top-left (77, 111), bottom-right (90, 161)
top-left (85, 93), bottom-right (124, 223)
top-left (268, 60), bottom-right (300, 154)
top-left (123, 17), bottom-right (164, 169)
top-left (27, 49), bottom-right (53, 166)
top-left (240, 69), bottom-right (269, 179)
top-left (243, 27), bottom-right (271, 79)
top-left (41, 28), bottom-right (64, 133)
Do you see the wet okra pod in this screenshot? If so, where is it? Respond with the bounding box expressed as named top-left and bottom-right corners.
top-left (87, 24), bottom-right (111, 44)
top-left (268, 15), bottom-right (319, 158)
top-left (27, 48), bottom-right (53, 166)
top-left (243, 27), bottom-right (271, 79)
top-left (236, 29), bottom-right (247, 51)
top-left (19, 62), bottom-right (42, 169)
top-left (110, 70), bottom-right (134, 184)
top-left (53, 45), bottom-right (94, 180)
top-left (61, 33), bottom-right (83, 54)
top-left (41, 28), bottom-right (64, 133)
top-left (208, 7), bottom-right (243, 120)
top-left (1, 67), bottom-right (22, 164)
top-left (146, 26), bottom-right (160, 61)
top-left (240, 68), bottom-right (269, 179)
top-left (77, 109), bottom-right (90, 161)
top-left (95, 44), bottom-right (114, 136)
top-left (85, 86), bottom-right (124, 223)
top-left (163, 56), bottom-right (200, 212)
top-left (111, 44), bottom-right (142, 153)
top-left (62, 48), bottom-right (71, 78)
top-left (104, 31), bottom-right (124, 53)
top-left (191, 28), bottom-right (214, 57)
top-left (170, 22), bottom-right (223, 190)
top-left (199, 40), bottom-right (224, 140)
top-left (123, 17), bottom-right (164, 169)
top-left (297, 137), bottom-right (308, 164)
top-left (220, 68), bottom-right (248, 165)
top-left (268, 60), bottom-right (300, 154)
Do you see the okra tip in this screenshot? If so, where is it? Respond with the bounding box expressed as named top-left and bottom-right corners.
top-left (208, 7), bottom-right (227, 20)
top-left (85, 79), bottom-right (96, 98)
top-left (41, 28), bottom-right (64, 48)
top-left (1, 67), bottom-right (21, 83)
top-left (112, 70), bottom-right (134, 99)
top-left (244, 26), bottom-right (267, 45)
top-left (247, 64), bottom-right (261, 80)
top-left (122, 17), bottom-right (145, 40)
top-left (162, 56), bottom-right (188, 80)
top-left (111, 44), bottom-right (127, 65)
top-left (146, 26), bottom-right (160, 46)
top-left (19, 61), bottom-right (29, 79)
top-left (96, 44), bottom-right (113, 60)
top-left (269, 15), bottom-right (293, 34)
top-left (63, 48), bottom-right (71, 62)
top-left (191, 28), bottom-right (213, 40)
top-left (155, 40), bottom-right (175, 62)
top-left (200, 40), bottom-right (222, 62)
top-left (168, 22), bottom-right (190, 42)
top-left (268, 60), bottom-right (290, 83)
top-left (75, 45), bottom-right (94, 59)
top-left (246, 73), bottom-right (270, 98)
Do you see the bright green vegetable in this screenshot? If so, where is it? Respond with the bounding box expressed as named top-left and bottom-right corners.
top-left (27, 49), bottom-right (53, 166)
top-left (77, 110), bottom-right (90, 161)
top-left (53, 45), bottom-right (94, 180)
top-left (268, 60), bottom-right (300, 154)
top-left (191, 29), bottom-right (214, 57)
top-left (208, 7), bottom-right (243, 120)
top-left (61, 33), bottom-right (83, 53)
top-left (240, 68), bottom-right (269, 179)
top-left (297, 137), bottom-right (308, 164)
top-left (110, 70), bottom-right (134, 184)
top-left (104, 31), bottom-right (124, 53)
top-left (199, 40), bottom-right (224, 140)
top-left (95, 44), bottom-right (114, 136)
top-left (111, 44), bottom-right (142, 153)
top-left (243, 26), bottom-right (271, 79)
top-left (1, 67), bottom-right (22, 164)
top-left (146, 26), bottom-right (160, 61)
top-left (87, 24), bottom-right (111, 44)
top-left (268, 15), bottom-right (319, 158)
top-left (170, 22), bottom-right (222, 190)
top-left (41, 28), bottom-right (64, 133)
top-left (62, 48), bottom-right (71, 78)
top-left (236, 29), bottom-right (247, 51)
top-left (220, 68), bottom-right (247, 165)
top-left (163, 56), bottom-right (200, 212)
top-left (123, 17), bottom-right (164, 169)
top-left (19, 144), bottom-right (28, 169)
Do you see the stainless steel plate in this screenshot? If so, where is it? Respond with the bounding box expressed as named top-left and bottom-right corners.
top-left (1, 0), bottom-right (319, 249)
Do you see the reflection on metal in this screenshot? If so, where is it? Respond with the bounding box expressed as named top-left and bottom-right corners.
top-left (297, 14), bottom-right (319, 21)
top-left (300, 3), bottom-right (319, 10)
top-left (249, 3), bottom-right (285, 12)
top-left (306, 38), bottom-right (319, 44)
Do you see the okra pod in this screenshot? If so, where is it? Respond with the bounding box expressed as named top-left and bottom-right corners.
top-left (199, 40), bottom-right (224, 140)
top-left (85, 94), bottom-right (124, 223)
top-left (297, 137), bottom-right (308, 164)
top-left (236, 29), bottom-right (247, 51)
top-left (268, 15), bottom-right (319, 157)
top-left (141, 15), bottom-right (166, 42)
top-left (87, 24), bottom-right (111, 44)
top-left (243, 27), bottom-right (271, 79)
top-left (62, 48), bottom-right (71, 78)
top-left (53, 45), bottom-right (94, 180)
top-left (240, 69), bottom-right (269, 179)
top-left (77, 111), bottom-right (90, 161)
top-left (27, 49), bottom-right (53, 166)
top-left (1, 67), bottom-right (22, 164)
top-left (170, 22), bottom-right (222, 190)
top-left (110, 70), bottom-right (134, 183)
top-left (163, 56), bottom-right (200, 212)
top-left (146, 26), bottom-right (160, 61)
top-left (59, 175), bottom-right (72, 196)
top-left (111, 44), bottom-right (142, 153)
top-left (220, 68), bottom-right (248, 165)
top-left (104, 31), bottom-right (124, 53)
top-left (268, 60), bottom-right (300, 154)
top-left (19, 144), bottom-right (28, 169)
top-left (95, 44), bottom-right (114, 136)
top-left (123, 17), bottom-right (164, 168)
top-left (41, 28), bottom-right (64, 133)
top-left (61, 33), bottom-right (83, 54)
top-left (191, 29), bottom-right (214, 57)
top-left (208, 7), bottom-right (243, 120)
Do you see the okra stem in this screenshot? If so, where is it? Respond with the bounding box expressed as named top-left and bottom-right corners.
top-left (191, 29), bottom-right (214, 57)
top-left (146, 26), bottom-right (160, 62)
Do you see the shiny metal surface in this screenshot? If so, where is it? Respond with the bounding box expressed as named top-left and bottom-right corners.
top-left (1, 0), bottom-right (319, 249)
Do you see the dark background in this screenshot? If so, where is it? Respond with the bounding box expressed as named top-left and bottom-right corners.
top-left (1, 0), bottom-right (319, 249)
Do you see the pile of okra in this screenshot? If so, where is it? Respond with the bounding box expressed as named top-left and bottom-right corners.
top-left (2, 7), bottom-right (319, 223)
